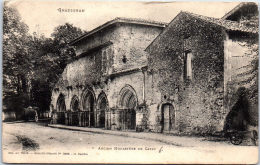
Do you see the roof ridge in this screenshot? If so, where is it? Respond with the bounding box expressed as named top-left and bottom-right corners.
top-left (222, 2), bottom-right (258, 19)
top-left (114, 17), bottom-right (168, 25)
top-left (70, 17), bottom-right (166, 45)
top-left (182, 11), bottom-right (258, 33)
top-left (182, 11), bottom-right (221, 21)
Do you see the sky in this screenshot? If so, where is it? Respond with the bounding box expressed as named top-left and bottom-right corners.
top-left (6, 0), bottom-right (241, 37)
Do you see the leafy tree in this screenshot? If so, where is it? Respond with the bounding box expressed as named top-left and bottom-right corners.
top-left (3, 4), bottom-right (86, 115)
top-left (29, 23), bottom-right (85, 112)
top-left (3, 4), bottom-right (31, 96)
top-left (3, 5), bottom-right (32, 116)
top-left (51, 23), bottom-right (85, 70)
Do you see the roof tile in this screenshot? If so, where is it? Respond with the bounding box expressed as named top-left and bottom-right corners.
top-left (183, 11), bottom-right (258, 33)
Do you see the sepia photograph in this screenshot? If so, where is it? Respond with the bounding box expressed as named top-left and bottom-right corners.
top-left (2, 0), bottom-right (259, 164)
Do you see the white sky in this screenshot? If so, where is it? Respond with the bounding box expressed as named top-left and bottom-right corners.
top-left (7, 0), bottom-right (240, 37)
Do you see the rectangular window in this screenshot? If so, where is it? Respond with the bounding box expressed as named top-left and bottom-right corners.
top-left (101, 50), bottom-right (107, 73)
top-left (185, 51), bottom-right (193, 80)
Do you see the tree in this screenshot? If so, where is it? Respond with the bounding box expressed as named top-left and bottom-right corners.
top-left (29, 23), bottom-right (85, 112)
top-left (3, 4), bottom-right (31, 96)
top-left (51, 23), bottom-right (85, 70)
top-left (3, 5), bottom-right (33, 117)
top-left (3, 4), bottom-right (86, 115)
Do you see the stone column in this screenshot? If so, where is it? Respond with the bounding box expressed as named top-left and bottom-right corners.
top-left (136, 105), bottom-right (147, 132)
top-left (78, 111), bottom-right (82, 127)
top-left (65, 112), bottom-right (68, 125)
top-left (96, 109), bottom-right (100, 128)
top-left (68, 111), bottom-right (72, 126)
top-left (105, 110), bottom-right (111, 130)
top-left (52, 111), bottom-right (57, 124)
top-left (111, 108), bottom-right (117, 130)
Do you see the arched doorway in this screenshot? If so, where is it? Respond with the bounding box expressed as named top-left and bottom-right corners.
top-left (57, 94), bottom-right (66, 112)
top-left (161, 103), bottom-right (175, 132)
top-left (82, 89), bottom-right (96, 127)
top-left (56, 94), bottom-right (66, 124)
top-left (71, 95), bottom-right (79, 111)
top-left (118, 85), bottom-right (138, 130)
top-left (97, 92), bottom-right (108, 128)
top-left (70, 95), bottom-right (79, 126)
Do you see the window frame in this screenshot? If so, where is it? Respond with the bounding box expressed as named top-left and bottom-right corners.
top-left (184, 50), bottom-right (193, 81)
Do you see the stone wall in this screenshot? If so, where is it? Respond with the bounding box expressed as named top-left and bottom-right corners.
top-left (146, 13), bottom-right (225, 134)
top-left (107, 71), bottom-right (145, 130)
top-left (50, 47), bottom-right (104, 111)
top-left (75, 26), bottom-right (118, 56)
top-left (112, 24), bottom-right (162, 73)
top-left (108, 71), bottom-right (144, 108)
top-left (51, 22), bottom-right (162, 109)
top-left (74, 23), bottom-right (163, 75)
top-left (50, 22), bottom-right (163, 131)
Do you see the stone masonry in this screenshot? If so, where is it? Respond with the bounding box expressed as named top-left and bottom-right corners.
top-left (51, 3), bottom-right (258, 135)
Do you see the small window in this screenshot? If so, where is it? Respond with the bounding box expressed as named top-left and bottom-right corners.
top-left (185, 51), bottom-right (193, 80)
top-left (184, 35), bottom-right (191, 51)
top-left (122, 55), bottom-right (127, 63)
top-left (101, 50), bottom-right (107, 72)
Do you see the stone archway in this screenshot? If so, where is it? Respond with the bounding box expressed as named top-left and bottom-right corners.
top-left (69, 95), bottom-right (79, 126)
top-left (56, 93), bottom-right (66, 124)
top-left (97, 92), bottom-right (108, 128)
top-left (56, 94), bottom-right (66, 112)
top-left (118, 85), bottom-right (138, 130)
top-left (71, 95), bottom-right (79, 111)
top-left (82, 88), bottom-right (96, 127)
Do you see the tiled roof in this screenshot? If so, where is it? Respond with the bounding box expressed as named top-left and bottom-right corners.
top-left (222, 2), bottom-right (258, 19)
top-left (114, 17), bottom-right (167, 27)
top-left (69, 17), bottom-right (167, 45)
top-left (183, 11), bottom-right (258, 34)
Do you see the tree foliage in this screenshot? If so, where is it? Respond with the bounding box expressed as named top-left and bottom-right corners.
top-left (51, 23), bottom-right (85, 70)
top-left (3, 4), bottom-right (86, 114)
top-left (3, 5), bottom-right (30, 95)
top-left (30, 24), bottom-right (85, 112)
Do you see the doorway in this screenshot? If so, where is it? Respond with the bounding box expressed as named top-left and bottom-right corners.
top-left (97, 95), bottom-right (107, 128)
top-left (82, 90), bottom-right (96, 127)
top-left (162, 104), bottom-right (175, 132)
top-left (118, 86), bottom-right (138, 130)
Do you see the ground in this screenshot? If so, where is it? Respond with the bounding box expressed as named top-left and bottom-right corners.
top-left (3, 122), bottom-right (167, 151)
top-left (2, 122), bottom-right (258, 164)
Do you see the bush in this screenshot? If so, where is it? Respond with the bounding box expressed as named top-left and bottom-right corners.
top-left (3, 93), bottom-right (30, 120)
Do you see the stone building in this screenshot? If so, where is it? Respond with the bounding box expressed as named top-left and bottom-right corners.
top-left (51, 3), bottom-right (258, 134)
top-left (145, 2), bottom-right (258, 134)
top-left (50, 17), bottom-right (166, 130)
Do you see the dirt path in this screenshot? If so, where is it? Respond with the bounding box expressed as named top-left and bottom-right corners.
top-left (3, 122), bottom-right (169, 152)
top-left (2, 122), bottom-right (258, 164)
